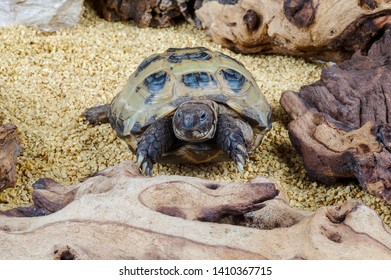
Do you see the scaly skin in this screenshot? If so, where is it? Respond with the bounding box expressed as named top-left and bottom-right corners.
top-left (136, 114), bottom-right (249, 175)
top-left (215, 114), bottom-right (248, 173)
top-left (82, 104), bottom-right (110, 126)
top-left (136, 117), bottom-right (175, 175)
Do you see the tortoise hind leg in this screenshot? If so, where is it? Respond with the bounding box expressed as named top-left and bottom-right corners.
top-left (82, 104), bottom-right (110, 125)
top-left (136, 117), bottom-right (175, 176)
top-left (216, 114), bottom-right (249, 173)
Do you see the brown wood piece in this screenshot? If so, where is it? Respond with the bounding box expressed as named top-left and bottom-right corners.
top-left (92, 0), bottom-right (182, 27)
top-left (0, 161), bottom-right (390, 259)
top-left (195, 0), bottom-right (391, 61)
top-left (91, 1), bottom-right (391, 61)
top-left (280, 28), bottom-right (391, 203)
top-left (0, 124), bottom-right (22, 191)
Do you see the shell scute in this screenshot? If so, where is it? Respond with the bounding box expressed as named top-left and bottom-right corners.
top-left (167, 51), bottom-right (212, 63)
top-left (182, 72), bottom-right (217, 89)
top-left (134, 54), bottom-right (163, 77)
top-left (218, 68), bottom-right (246, 94)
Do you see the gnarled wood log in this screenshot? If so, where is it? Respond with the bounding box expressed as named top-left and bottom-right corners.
top-left (0, 124), bottom-right (22, 191)
top-left (92, 0), bottom-right (391, 61)
top-left (280, 28), bottom-right (391, 203)
top-left (92, 0), bottom-right (182, 27)
top-left (195, 0), bottom-right (391, 61)
top-left (1, 161), bottom-right (390, 259)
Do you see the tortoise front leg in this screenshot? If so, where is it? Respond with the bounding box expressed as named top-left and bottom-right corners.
top-left (136, 117), bottom-right (175, 176)
top-left (216, 114), bottom-right (249, 173)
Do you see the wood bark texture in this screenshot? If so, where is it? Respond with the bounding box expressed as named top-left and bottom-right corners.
top-left (1, 161), bottom-right (390, 259)
top-left (92, 0), bottom-right (182, 27)
top-left (195, 0), bottom-right (391, 61)
top-left (93, 0), bottom-right (391, 61)
top-left (0, 124), bottom-right (22, 191)
top-left (280, 28), bottom-right (391, 203)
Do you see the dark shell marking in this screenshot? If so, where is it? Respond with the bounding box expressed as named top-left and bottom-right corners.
top-left (166, 47), bottom-right (208, 52)
top-left (131, 121), bottom-right (142, 134)
top-left (143, 71), bottom-right (169, 104)
top-left (182, 72), bottom-right (217, 89)
top-left (108, 112), bottom-right (125, 135)
top-left (219, 68), bottom-right (246, 93)
top-left (218, 52), bottom-right (245, 67)
top-left (218, 0), bottom-right (239, 4)
top-left (167, 51), bottom-right (212, 63)
top-left (143, 71), bottom-right (169, 92)
top-left (134, 55), bottom-right (163, 77)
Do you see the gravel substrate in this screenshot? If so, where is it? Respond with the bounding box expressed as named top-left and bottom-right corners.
top-left (1, 4), bottom-right (390, 226)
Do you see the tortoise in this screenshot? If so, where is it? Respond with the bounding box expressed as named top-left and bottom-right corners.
top-left (83, 47), bottom-right (272, 175)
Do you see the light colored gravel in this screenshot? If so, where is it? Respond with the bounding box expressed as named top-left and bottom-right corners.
top-left (0, 3), bottom-right (389, 226)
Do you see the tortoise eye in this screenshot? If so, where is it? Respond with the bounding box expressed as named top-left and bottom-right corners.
top-left (176, 111), bottom-right (182, 118)
top-left (200, 112), bottom-right (207, 121)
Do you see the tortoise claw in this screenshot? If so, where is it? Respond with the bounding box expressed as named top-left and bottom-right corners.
top-left (135, 152), bottom-right (154, 176)
top-left (235, 154), bottom-right (246, 173)
top-left (136, 154), bottom-right (144, 168)
top-left (237, 144), bottom-right (247, 154)
top-left (236, 161), bottom-right (244, 174)
top-left (236, 153), bottom-right (245, 166)
top-left (141, 161), bottom-right (153, 176)
top-left (145, 166), bottom-right (152, 176)
top-left (141, 161), bottom-right (148, 175)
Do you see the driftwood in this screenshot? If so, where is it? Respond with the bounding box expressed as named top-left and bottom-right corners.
top-left (1, 161), bottom-right (390, 259)
top-left (0, 124), bottom-right (22, 191)
top-left (92, 0), bottom-right (391, 61)
top-left (280, 28), bottom-right (391, 203)
top-left (92, 0), bottom-right (182, 27)
top-left (195, 0), bottom-right (391, 61)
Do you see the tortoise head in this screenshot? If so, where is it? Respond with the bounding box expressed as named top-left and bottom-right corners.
top-left (173, 100), bottom-right (218, 142)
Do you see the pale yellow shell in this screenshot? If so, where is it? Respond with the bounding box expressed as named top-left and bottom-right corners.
top-left (109, 47), bottom-right (272, 153)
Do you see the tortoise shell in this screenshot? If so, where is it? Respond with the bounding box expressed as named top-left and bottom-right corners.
top-left (108, 47), bottom-right (272, 161)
